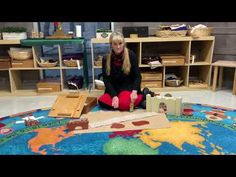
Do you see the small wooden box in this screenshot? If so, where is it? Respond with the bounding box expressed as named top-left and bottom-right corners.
top-left (161, 58), bottom-right (185, 66)
top-left (0, 58), bottom-right (11, 69)
top-left (11, 59), bottom-right (34, 68)
top-left (141, 72), bottom-right (162, 81)
top-left (37, 80), bottom-right (61, 93)
top-left (141, 80), bottom-right (162, 88)
top-left (160, 55), bottom-right (185, 66)
top-left (82, 97), bottom-right (98, 114)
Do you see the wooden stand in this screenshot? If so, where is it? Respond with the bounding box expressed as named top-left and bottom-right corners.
top-left (48, 93), bottom-right (88, 118)
top-left (212, 60), bottom-right (236, 95)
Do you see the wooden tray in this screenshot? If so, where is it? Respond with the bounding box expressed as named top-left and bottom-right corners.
top-left (48, 93), bottom-right (88, 118)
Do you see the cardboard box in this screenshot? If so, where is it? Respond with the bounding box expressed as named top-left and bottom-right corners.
top-left (11, 59), bottom-right (34, 68)
top-left (37, 80), bottom-right (61, 93)
top-left (141, 80), bottom-right (162, 88)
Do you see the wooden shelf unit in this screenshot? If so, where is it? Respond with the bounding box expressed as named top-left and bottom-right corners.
top-left (0, 39), bottom-right (88, 95)
top-left (90, 36), bottom-right (215, 91)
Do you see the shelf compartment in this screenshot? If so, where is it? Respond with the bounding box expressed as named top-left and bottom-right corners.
top-left (189, 65), bottom-right (211, 88)
top-left (61, 69), bottom-right (85, 91)
top-left (141, 41), bottom-right (190, 65)
top-left (164, 66), bottom-right (189, 87)
top-left (10, 70), bottom-right (40, 92)
top-left (0, 70), bottom-right (11, 92)
top-left (190, 40), bottom-right (214, 64)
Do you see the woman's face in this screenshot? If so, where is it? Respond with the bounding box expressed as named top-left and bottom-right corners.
top-left (111, 40), bottom-right (124, 54)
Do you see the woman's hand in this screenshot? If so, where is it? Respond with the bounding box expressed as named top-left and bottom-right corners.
top-left (130, 90), bottom-right (138, 102)
top-left (112, 96), bottom-right (119, 109)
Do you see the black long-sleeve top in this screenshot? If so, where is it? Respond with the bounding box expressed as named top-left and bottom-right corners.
top-left (102, 49), bottom-right (142, 98)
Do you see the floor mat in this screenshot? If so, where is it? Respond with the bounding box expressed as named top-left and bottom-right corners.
top-left (0, 103), bottom-right (235, 155)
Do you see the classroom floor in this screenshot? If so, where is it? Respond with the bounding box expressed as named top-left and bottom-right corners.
top-left (0, 89), bottom-right (235, 118)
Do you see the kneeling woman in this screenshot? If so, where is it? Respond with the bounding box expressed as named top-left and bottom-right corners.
top-left (98, 31), bottom-right (143, 110)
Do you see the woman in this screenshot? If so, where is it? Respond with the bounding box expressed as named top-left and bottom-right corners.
top-left (98, 31), bottom-right (143, 110)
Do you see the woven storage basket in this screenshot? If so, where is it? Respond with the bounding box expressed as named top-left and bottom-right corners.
top-left (165, 79), bottom-right (183, 87)
top-left (63, 60), bottom-right (78, 67)
top-left (156, 30), bottom-right (187, 38)
top-left (37, 61), bottom-right (58, 68)
top-left (8, 50), bottom-right (33, 60)
top-left (38, 62), bottom-right (57, 68)
top-left (189, 27), bottom-right (212, 38)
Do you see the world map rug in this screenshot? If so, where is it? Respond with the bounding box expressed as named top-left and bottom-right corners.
top-left (0, 103), bottom-right (236, 155)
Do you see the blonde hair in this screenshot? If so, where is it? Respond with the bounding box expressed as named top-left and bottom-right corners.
top-left (106, 32), bottom-right (131, 76)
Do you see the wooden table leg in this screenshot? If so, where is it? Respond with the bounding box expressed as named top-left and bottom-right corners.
top-left (212, 66), bottom-right (219, 92)
top-left (219, 67), bottom-right (223, 89)
top-left (233, 68), bottom-right (236, 95)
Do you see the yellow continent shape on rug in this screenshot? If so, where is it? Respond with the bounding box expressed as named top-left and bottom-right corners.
top-left (136, 121), bottom-right (224, 155)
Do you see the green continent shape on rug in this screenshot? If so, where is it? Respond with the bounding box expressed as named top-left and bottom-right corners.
top-left (103, 137), bottom-right (159, 155)
top-left (136, 121), bottom-right (223, 155)
top-left (28, 126), bottom-right (74, 155)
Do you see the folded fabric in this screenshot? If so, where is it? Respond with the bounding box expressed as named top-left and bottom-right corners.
top-left (148, 60), bottom-right (162, 69)
top-left (171, 24), bottom-right (188, 31)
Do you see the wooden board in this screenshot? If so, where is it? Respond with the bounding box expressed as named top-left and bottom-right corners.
top-left (48, 93), bottom-right (88, 118)
top-left (160, 54), bottom-right (185, 59)
top-left (82, 97), bottom-right (98, 114)
top-left (74, 109), bottom-right (170, 134)
top-left (212, 60), bottom-right (236, 68)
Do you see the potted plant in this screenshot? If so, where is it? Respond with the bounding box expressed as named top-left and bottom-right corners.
top-left (96, 28), bottom-right (112, 39)
top-left (0, 27), bottom-right (27, 40)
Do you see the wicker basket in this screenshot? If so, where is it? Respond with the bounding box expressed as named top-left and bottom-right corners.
top-left (37, 61), bottom-right (58, 68)
top-left (63, 60), bottom-right (78, 67)
top-left (189, 27), bottom-right (212, 38)
top-left (156, 30), bottom-right (187, 38)
top-left (8, 50), bottom-right (33, 60)
top-left (165, 79), bottom-right (183, 87)
top-left (38, 62), bottom-right (57, 68)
